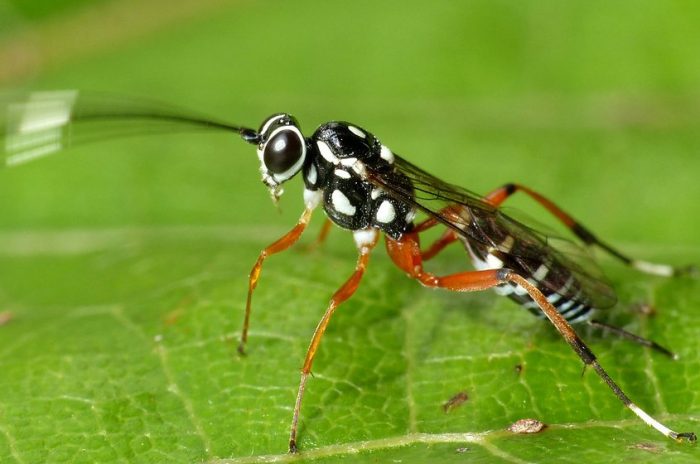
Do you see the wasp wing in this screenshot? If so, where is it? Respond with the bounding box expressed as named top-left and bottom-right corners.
top-left (1, 90), bottom-right (249, 168)
top-left (368, 154), bottom-right (617, 310)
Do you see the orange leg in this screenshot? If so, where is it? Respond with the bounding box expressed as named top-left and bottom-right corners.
top-left (421, 229), bottom-right (459, 261)
top-left (289, 229), bottom-right (379, 453)
top-left (316, 218), bottom-right (333, 245)
top-left (238, 208), bottom-right (314, 355)
top-left (306, 218), bottom-right (333, 251)
top-left (385, 232), bottom-right (696, 443)
top-left (483, 183), bottom-right (693, 277)
top-left (412, 204), bottom-right (464, 261)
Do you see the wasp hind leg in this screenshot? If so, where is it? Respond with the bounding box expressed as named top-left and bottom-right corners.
top-left (484, 183), bottom-right (696, 277)
top-left (385, 232), bottom-right (696, 443)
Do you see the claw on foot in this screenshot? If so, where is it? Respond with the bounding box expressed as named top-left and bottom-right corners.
top-left (673, 432), bottom-right (697, 443)
top-left (675, 264), bottom-right (699, 278)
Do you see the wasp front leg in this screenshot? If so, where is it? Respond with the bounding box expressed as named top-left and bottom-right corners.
top-left (238, 207), bottom-right (314, 355)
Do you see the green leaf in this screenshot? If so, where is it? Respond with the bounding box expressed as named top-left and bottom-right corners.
top-left (1, 1), bottom-right (700, 463)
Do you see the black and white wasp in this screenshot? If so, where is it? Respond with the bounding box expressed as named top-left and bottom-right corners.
top-left (2, 91), bottom-right (696, 452)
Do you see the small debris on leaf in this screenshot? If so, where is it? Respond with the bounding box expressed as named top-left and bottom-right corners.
top-left (0, 311), bottom-right (13, 326)
top-left (630, 301), bottom-right (656, 316)
top-left (514, 363), bottom-right (523, 375)
top-left (628, 442), bottom-right (661, 453)
top-left (442, 391), bottom-right (468, 413)
top-left (455, 447), bottom-right (469, 453)
top-left (507, 418), bottom-right (546, 434)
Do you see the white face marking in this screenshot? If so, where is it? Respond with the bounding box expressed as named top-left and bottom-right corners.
top-left (334, 169), bottom-right (351, 179)
top-left (380, 144), bottom-right (394, 163)
top-left (317, 140), bottom-right (338, 164)
top-left (259, 114), bottom-right (285, 136)
top-left (348, 126), bottom-right (365, 138)
top-left (376, 200), bottom-right (396, 224)
top-left (353, 228), bottom-right (379, 251)
top-left (331, 189), bottom-right (356, 216)
top-left (303, 188), bottom-right (322, 209)
top-left (339, 157), bottom-right (357, 167)
top-left (306, 164), bottom-right (317, 184)
top-left (533, 264), bottom-right (549, 281)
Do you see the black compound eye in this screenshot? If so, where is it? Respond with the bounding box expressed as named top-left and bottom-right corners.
top-left (263, 129), bottom-right (304, 174)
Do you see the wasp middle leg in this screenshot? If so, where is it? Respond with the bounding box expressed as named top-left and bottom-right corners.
top-left (289, 229), bottom-right (379, 453)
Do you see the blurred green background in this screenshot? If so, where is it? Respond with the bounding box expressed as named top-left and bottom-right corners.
top-left (0, 1), bottom-right (699, 463)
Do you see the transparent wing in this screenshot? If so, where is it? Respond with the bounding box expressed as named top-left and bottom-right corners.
top-left (0, 90), bottom-right (253, 168)
top-left (368, 154), bottom-right (617, 309)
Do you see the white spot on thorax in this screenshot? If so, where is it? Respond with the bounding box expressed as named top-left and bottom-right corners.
top-left (317, 141), bottom-right (338, 164)
top-left (370, 188), bottom-right (384, 200)
top-left (334, 169), bottom-right (351, 179)
top-left (376, 200), bottom-right (396, 223)
top-left (331, 190), bottom-right (356, 216)
top-left (340, 157), bottom-right (357, 167)
top-left (348, 126), bottom-right (365, 138)
top-left (352, 160), bottom-right (367, 177)
top-left (380, 145), bottom-right (394, 163)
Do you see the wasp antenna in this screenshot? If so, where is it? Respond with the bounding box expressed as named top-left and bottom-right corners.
top-left (240, 128), bottom-right (260, 144)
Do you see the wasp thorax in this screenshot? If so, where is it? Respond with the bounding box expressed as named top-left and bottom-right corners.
top-left (257, 113), bottom-right (307, 189)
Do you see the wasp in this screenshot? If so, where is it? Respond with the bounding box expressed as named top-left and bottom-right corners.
top-left (3, 91), bottom-right (696, 452)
